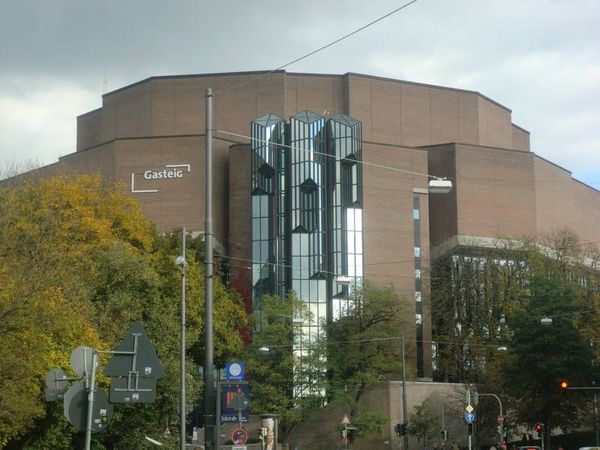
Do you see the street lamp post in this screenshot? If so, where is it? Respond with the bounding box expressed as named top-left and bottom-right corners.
top-left (176, 229), bottom-right (187, 450)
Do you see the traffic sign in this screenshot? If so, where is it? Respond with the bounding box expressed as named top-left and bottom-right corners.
top-left (232, 428), bottom-right (248, 445)
top-left (45, 368), bottom-right (69, 401)
top-left (104, 321), bottom-right (165, 378)
top-left (70, 346), bottom-right (94, 378)
top-left (465, 404), bottom-right (474, 413)
top-left (464, 411), bottom-right (475, 424)
top-left (109, 375), bottom-right (156, 403)
top-left (497, 416), bottom-right (504, 425)
top-left (225, 362), bottom-right (245, 381)
top-left (63, 381), bottom-right (113, 432)
top-left (341, 414), bottom-right (351, 425)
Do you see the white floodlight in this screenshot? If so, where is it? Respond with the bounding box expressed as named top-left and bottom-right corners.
top-left (540, 317), bottom-right (553, 326)
top-left (258, 346), bottom-right (271, 353)
top-left (145, 436), bottom-right (165, 446)
top-left (497, 346), bottom-right (508, 352)
top-left (428, 178), bottom-right (453, 194)
top-left (336, 275), bottom-right (352, 286)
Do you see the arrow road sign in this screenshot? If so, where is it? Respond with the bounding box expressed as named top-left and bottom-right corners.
top-left (104, 321), bottom-right (165, 378)
top-left (464, 411), bottom-right (475, 424)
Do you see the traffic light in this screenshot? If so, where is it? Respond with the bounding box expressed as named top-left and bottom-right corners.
top-left (347, 426), bottom-right (357, 443)
top-left (395, 423), bottom-right (407, 437)
top-left (535, 423), bottom-right (544, 434)
top-left (560, 379), bottom-right (569, 392)
top-left (258, 427), bottom-right (267, 441)
top-left (441, 430), bottom-right (448, 441)
top-left (468, 423), bottom-right (473, 436)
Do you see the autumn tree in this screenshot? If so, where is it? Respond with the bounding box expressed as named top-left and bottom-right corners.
top-left (0, 175), bottom-right (248, 448)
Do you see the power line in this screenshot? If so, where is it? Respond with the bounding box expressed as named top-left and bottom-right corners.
top-left (215, 0), bottom-right (420, 93)
top-left (215, 129), bottom-right (436, 180)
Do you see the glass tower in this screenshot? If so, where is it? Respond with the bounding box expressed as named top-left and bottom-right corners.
top-left (250, 111), bottom-right (363, 396)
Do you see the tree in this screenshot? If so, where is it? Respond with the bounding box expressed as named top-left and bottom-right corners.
top-left (325, 281), bottom-right (414, 436)
top-left (408, 399), bottom-right (437, 445)
top-left (244, 294), bottom-right (323, 442)
top-left (503, 273), bottom-right (594, 448)
top-left (0, 175), bottom-right (248, 448)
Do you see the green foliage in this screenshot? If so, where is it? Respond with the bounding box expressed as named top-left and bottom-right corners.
top-left (326, 281), bottom-right (413, 395)
top-left (325, 281), bottom-right (413, 438)
top-left (0, 175), bottom-right (247, 448)
top-left (245, 294), bottom-right (322, 438)
top-left (408, 399), bottom-right (437, 443)
top-left (350, 410), bottom-right (388, 436)
top-left (503, 273), bottom-right (594, 432)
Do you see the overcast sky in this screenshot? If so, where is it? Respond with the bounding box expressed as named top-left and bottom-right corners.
top-left (1, 0), bottom-right (598, 187)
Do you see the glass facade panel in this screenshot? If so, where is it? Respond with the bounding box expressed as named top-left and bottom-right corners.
top-left (251, 111), bottom-right (363, 399)
top-left (413, 194), bottom-right (424, 377)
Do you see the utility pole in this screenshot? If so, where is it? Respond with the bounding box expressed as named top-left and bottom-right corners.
top-left (204, 88), bottom-right (215, 450)
top-left (84, 350), bottom-right (98, 450)
top-left (401, 336), bottom-right (409, 450)
top-left (178, 228), bottom-right (187, 450)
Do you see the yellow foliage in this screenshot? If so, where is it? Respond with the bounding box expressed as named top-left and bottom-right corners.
top-left (0, 174), bottom-right (153, 445)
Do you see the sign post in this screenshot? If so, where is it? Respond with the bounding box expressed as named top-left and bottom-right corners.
top-left (44, 321), bottom-right (164, 449)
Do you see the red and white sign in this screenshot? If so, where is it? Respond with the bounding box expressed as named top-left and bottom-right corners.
top-left (232, 428), bottom-right (248, 445)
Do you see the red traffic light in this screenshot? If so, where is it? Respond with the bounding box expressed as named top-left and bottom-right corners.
top-left (535, 423), bottom-right (544, 432)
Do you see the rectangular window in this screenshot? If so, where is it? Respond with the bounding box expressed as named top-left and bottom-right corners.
top-left (413, 208), bottom-right (420, 220)
top-left (414, 247), bottom-right (421, 257)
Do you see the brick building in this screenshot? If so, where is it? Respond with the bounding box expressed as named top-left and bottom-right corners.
top-left (8, 70), bottom-right (600, 378)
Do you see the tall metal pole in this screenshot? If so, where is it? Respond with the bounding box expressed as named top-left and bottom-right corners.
top-left (591, 341), bottom-right (599, 447)
top-left (180, 228), bottom-right (187, 450)
top-left (401, 336), bottom-right (409, 450)
top-left (84, 350), bottom-right (98, 450)
top-left (467, 389), bottom-right (472, 450)
top-left (594, 380), bottom-right (599, 447)
top-left (204, 87), bottom-right (215, 450)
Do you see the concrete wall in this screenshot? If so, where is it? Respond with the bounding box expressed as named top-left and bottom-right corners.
top-left (288, 381), bottom-right (468, 450)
